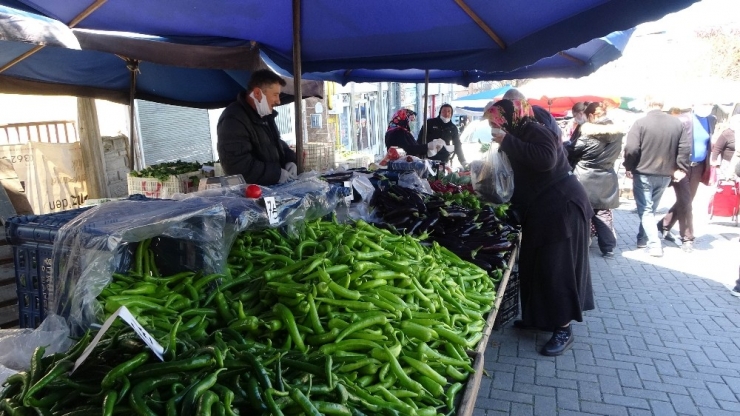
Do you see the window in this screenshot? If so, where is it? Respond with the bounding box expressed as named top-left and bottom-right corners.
top-left (311, 114), bottom-right (322, 128)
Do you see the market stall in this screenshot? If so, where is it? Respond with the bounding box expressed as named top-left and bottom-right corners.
top-left (0, 162), bottom-right (520, 415)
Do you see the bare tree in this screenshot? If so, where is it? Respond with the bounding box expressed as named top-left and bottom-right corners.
top-left (696, 28), bottom-right (740, 81)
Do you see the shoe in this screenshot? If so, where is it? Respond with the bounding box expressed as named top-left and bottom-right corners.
top-left (664, 232), bottom-right (676, 243)
top-left (513, 320), bottom-right (537, 330)
top-left (648, 247), bottom-right (663, 257)
top-left (681, 241), bottom-right (694, 253)
top-left (637, 238), bottom-right (647, 248)
top-left (540, 326), bottom-right (574, 356)
top-left (602, 251), bottom-right (615, 258)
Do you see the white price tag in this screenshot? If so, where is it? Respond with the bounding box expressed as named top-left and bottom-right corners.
top-left (264, 196), bottom-right (279, 225)
top-left (72, 306), bottom-right (165, 373)
top-left (343, 181), bottom-right (353, 204)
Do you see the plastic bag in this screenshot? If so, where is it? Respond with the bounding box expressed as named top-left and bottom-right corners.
top-left (0, 315), bottom-right (72, 384)
top-left (398, 171), bottom-right (433, 195)
top-left (470, 143), bottom-right (514, 203)
top-left (379, 147), bottom-right (406, 166)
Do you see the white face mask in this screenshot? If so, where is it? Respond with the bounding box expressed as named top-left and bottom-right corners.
top-left (440, 116), bottom-right (451, 123)
top-left (491, 127), bottom-right (504, 136)
top-left (249, 89), bottom-right (272, 117)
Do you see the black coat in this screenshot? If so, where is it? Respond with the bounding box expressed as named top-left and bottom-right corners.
top-left (385, 128), bottom-right (427, 157)
top-left (500, 121), bottom-right (594, 329)
top-left (569, 121), bottom-right (625, 210)
top-left (217, 93), bottom-right (296, 185)
top-left (623, 110), bottom-right (690, 176)
top-left (418, 118), bottom-right (465, 163)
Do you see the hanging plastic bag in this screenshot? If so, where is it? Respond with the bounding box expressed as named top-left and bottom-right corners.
top-left (470, 143), bottom-right (514, 203)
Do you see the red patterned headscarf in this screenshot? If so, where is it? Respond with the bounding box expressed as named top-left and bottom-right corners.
top-left (483, 99), bottom-right (534, 136)
top-left (387, 108), bottom-right (416, 132)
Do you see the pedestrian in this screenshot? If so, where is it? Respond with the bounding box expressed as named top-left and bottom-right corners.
top-left (503, 88), bottom-right (563, 140)
top-left (485, 99), bottom-right (594, 357)
top-left (568, 102), bottom-right (625, 258)
top-left (217, 69), bottom-right (297, 185)
top-left (658, 106), bottom-right (714, 252)
top-left (565, 101), bottom-right (590, 168)
top-left (623, 96), bottom-right (691, 257)
top-left (356, 118), bottom-right (370, 150)
top-left (384, 108), bottom-right (443, 158)
top-left (711, 114), bottom-right (738, 179)
top-left (418, 104), bottom-right (467, 166)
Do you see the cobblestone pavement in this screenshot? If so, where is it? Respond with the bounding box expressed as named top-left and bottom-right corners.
top-left (476, 184), bottom-right (740, 416)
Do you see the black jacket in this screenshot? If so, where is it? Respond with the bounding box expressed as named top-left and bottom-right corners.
top-left (217, 93), bottom-right (296, 185)
top-left (385, 128), bottom-right (427, 157)
top-left (569, 121), bottom-right (625, 210)
top-left (623, 110), bottom-right (690, 176)
top-left (418, 118), bottom-right (465, 163)
top-left (533, 105), bottom-right (562, 140)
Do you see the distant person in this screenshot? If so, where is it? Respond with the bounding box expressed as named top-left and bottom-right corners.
top-left (503, 88), bottom-right (563, 140)
top-left (357, 118), bottom-right (370, 150)
top-left (565, 101), bottom-right (591, 168)
top-left (384, 108), bottom-right (443, 157)
top-left (486, 98), bottom-right (593, 357)
top-left (658, 106), bottom-right (714, 253)
top-left (567, 102), bottom-right (625, 258)
top-left (418, 104), bottom-right (466, 166)
top-left (217, 69), bottom-right (297, 185)
top-left (711, 114), bottom-right (738, 179)
top-left (623, 96), bottom-right (690, 257)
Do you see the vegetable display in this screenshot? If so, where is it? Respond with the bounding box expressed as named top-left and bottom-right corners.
top-left (1, 218), bottom-right (500, 416)
top-left (129, 160), bottom-right (204, 182)
top-left (370, 184), bottom-right (519, 276)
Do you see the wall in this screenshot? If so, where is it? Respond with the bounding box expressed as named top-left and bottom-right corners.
top-left (102, 134), bottom-right (130, 197)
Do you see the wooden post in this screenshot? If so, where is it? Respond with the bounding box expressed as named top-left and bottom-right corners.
top-left (77, 98), bottom-right (109, 198)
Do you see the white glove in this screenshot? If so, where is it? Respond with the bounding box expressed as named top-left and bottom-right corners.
top-left (285, 162), bottom-right (298, 179)
top-left (278, 169), bottom-right (291, 184)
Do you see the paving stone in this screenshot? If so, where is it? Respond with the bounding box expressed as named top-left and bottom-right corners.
top-left (667, 393), bottom-right (700, 415)
top-left (686, 387), bottom-right (719, 409)
top-left (595, 357), bottom-right (640, 370)
top-left (718, 400), bottom-right (740, 412)
top-left (654, 358), bottom-right (680, 376)
top-left (491, 371), bottom-right (514, 391)
top-left (510, 402), bottom-right (534, 416)
top-left (695, 408), bottom-right (739, 416)
top-left (617, 368), bottom-right (644, 389)
top-left (533, 395), bottom-right (557, 416)
top-left (555, 387), bottom-right (580, 411)
top-left (512, 383), bottom-right (556, 398)
top-left (669, 354), bottom-right (696, 371)
top-left (475, 397), bottom-right (510, 412)
top-left (580, 401), bottom-right (630, 416)
top-left (706, 381), bottom-right (739, 403)
top-left (649, 399), bottom-right (678, 416)
top-left (623, 387), bottom-right (670, 402)
top-left (602, 393), bottom-right (651, 409)
top-left (557, 369), bottom-right (599, 383)
top-left (635, 363), bottom-right (663, 382)
top-left (534, 360), bottom-right (555, 378)
top-left (627, 409), bottom-right (655, 416)
top-left (598, 374), bottom-right (624, 395)
top-left (578, 380), bottom-right (603, 402)
top-left (489, 388), bottom-right (534, 405)
top-left (573, 348), bottom-right (596, 365)
top-left (515, 366), bottom-right (535, 385)
top-left (642, 380), bottom-right (689, 395)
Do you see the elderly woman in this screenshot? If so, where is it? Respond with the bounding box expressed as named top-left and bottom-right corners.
top-left (712, 114), bottom-right (739, 178)
top-left (485, 99), bottom-right (594, 356)
top-left (385, 108), bottom-right (442, 157)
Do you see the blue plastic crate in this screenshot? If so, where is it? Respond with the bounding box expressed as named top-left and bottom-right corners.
top-left (5, 207), bottom-right (91, 328)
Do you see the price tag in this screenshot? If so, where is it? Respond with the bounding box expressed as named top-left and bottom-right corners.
top-left (264, 196), bottom-right (279, 225)
top-left (343, 181), bottom-right (353, 204)
top-left (72, 306), bottom-right (164, 373)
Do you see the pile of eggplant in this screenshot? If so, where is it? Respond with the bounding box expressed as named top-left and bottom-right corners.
top-left (370, 184), bottom-right (520, 275)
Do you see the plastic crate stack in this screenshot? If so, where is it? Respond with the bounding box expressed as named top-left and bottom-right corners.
top-left (493, 263), bottom-right (520, 330)
top-left (303, 142), bottom-right (335, 172)
top-left (4, 207), bottom-right (92, 328)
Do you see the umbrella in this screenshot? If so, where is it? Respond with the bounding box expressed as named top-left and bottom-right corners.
top-left (15, 0), bottom-right (697, 75)
top-left (451, 85), bottom-right (514, 112)
top-left (304, 29), bottom-right (635, 85)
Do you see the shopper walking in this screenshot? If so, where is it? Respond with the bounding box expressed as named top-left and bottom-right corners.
top-left (568, 102), bottom-right (625, 258)
top-left (658, 107), bottom-right (714, 252)
top-left (623, 97), bottom-right (691, 257)
top-left (486, 99), bottom-right (593, 357)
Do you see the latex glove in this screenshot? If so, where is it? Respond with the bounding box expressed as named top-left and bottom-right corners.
top-left (284, 162), bottom-right (298, 179)
top-left (427, 139), bottom-right (444, 157)
top-left (278, 169), bottom-right (291, 184)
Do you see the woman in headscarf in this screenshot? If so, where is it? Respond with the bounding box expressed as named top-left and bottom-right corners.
top-left (385, 108), bottom-right (442, 157)
top-left (485, 99), bottom-right (594, 356)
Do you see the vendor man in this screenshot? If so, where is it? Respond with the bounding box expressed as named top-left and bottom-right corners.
top-left (217, 69), bottom-right (297, 185)
top-left (418, 104), bottom-right (466, 166)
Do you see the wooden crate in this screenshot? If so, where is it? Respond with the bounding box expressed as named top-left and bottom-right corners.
top-left (0, 228), bottom-right (18, 328)
top-left (456, 351), bottom-right (485, 416)
top-left (475, 241), bottom-right (520, 355)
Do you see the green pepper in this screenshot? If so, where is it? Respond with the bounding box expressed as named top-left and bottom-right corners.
top-left (272, 303), bottom-right (306, 353)
top-left (289, 388), bottom-right (322, 416)
top-left (129, 374), bottom-right (181, 416)
top-left (23, 360), bottom-right (73, 406)
top-left (181, 368), bottom-right (226, 416)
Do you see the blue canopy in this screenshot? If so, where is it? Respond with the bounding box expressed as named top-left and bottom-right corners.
top-left (304, 29), bottom-right (635, 85)
top-left (0, 4), bottom-right (323, 108)
top-left (12, 0), bottom-right (696, 75)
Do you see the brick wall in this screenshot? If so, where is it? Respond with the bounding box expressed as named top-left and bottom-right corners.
top-left (102, 135), bottom-right (130, 197)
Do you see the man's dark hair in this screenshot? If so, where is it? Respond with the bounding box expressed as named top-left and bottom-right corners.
top-left (438, 103), bottom-right (453, 116)
top-left (247, 69), bottom-right (287, 90)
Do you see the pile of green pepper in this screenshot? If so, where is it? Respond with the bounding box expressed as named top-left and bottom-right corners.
top-left (1, 218), bottom-right (502, 415)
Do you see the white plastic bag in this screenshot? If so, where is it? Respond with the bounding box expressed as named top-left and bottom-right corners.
top-left (470, 143), bottom-right (514, 203)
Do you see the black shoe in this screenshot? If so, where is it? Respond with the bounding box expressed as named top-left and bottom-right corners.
top-left (513, 320), bottom-right (537, 330)
top-left (601, 251), bottom-right (615, 258)
top-left (636, 238), bottom-right (647, 248)
top-left (657, 220), bottom-right (676, 242)
top-left (540, 326), bottom-right (574, 356)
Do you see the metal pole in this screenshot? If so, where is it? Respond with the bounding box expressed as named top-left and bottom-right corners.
top-left (292, 0), bottom-right (304, 173)
top-left (421, 69), bottom-right (430, 145)
top-left (127, 60), bottom-right (139, 170)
